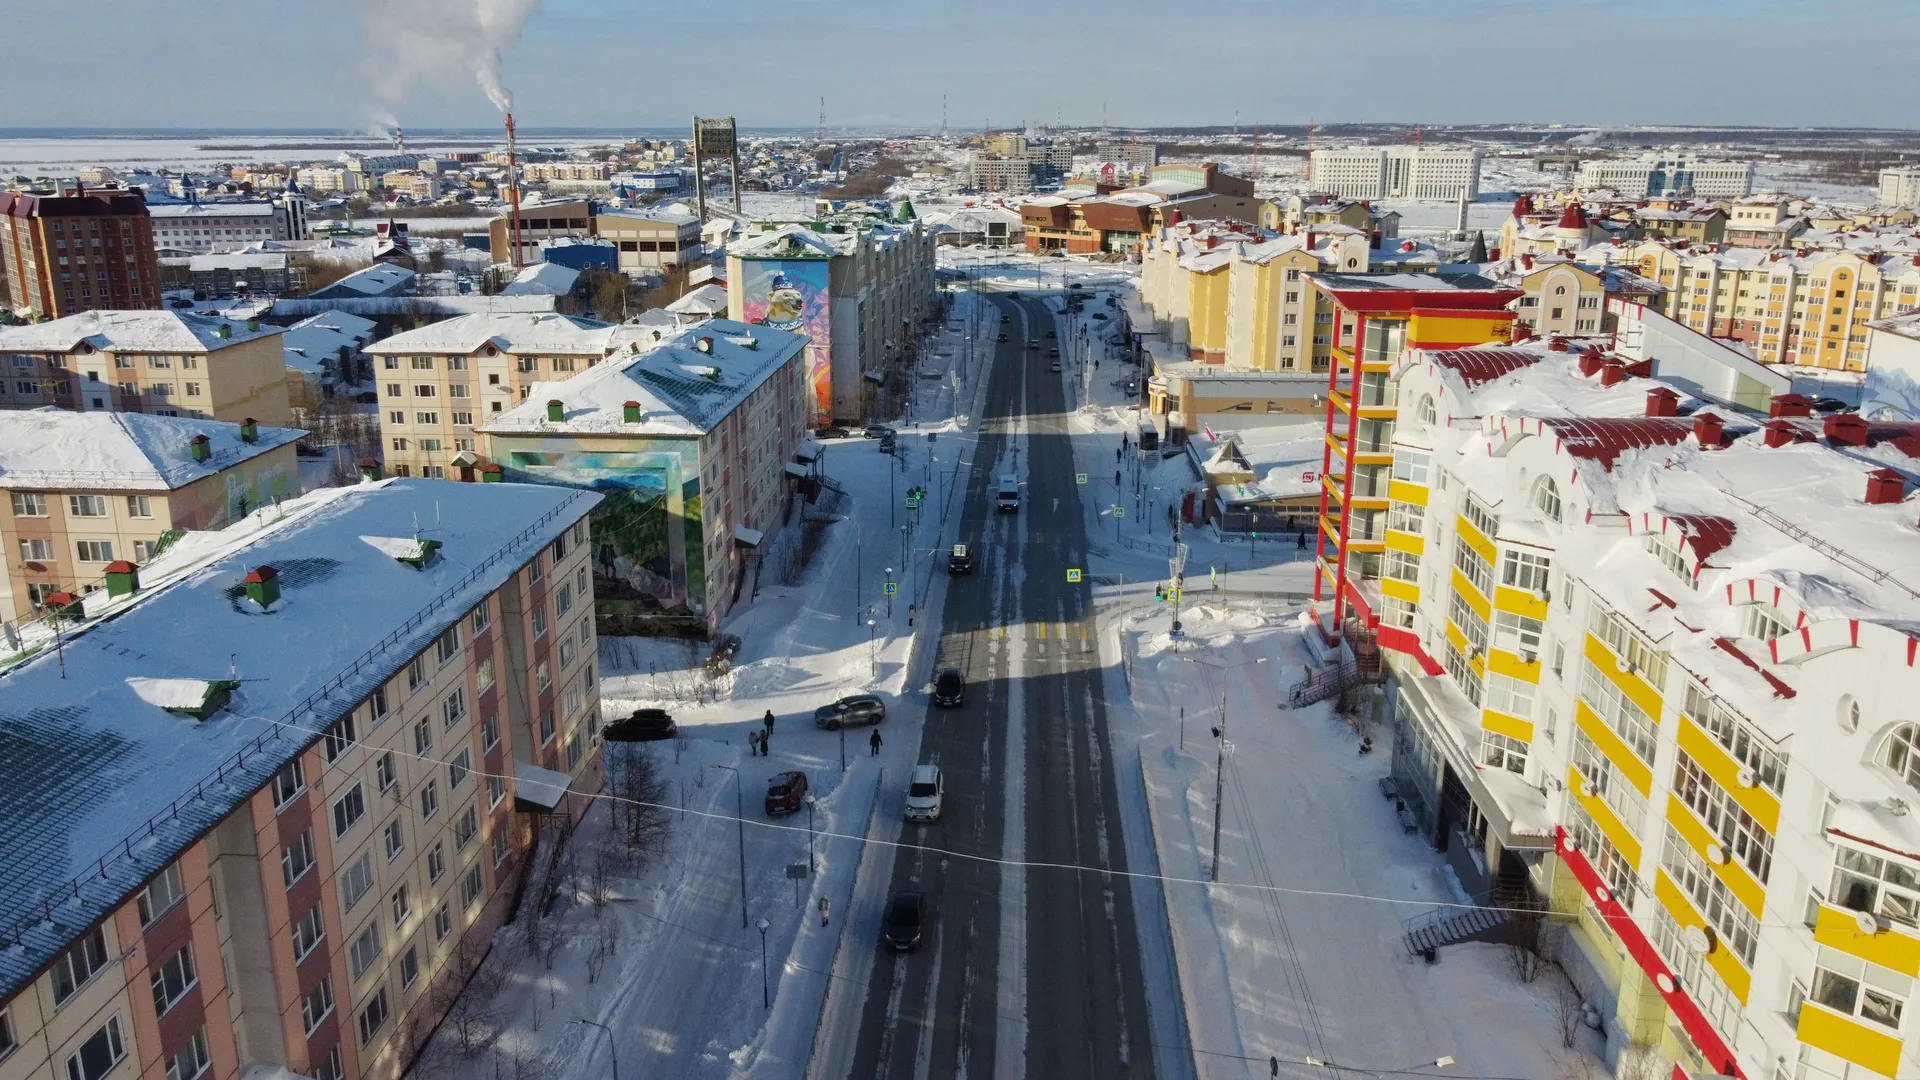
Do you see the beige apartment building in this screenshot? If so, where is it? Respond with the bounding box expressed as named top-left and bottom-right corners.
top-left (0, 410), bottom-right (302, 622)
top-left (0, 309), bottom-right (293, 424)
top-left (0, 478), bottom-right (603, 1080)
top-left (593, 208), bottom-right (703, 274)
top-left (486, 200), bottom-right (594, 267)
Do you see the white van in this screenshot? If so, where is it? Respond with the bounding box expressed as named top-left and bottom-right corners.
top-left (905, 764), bottom-right (944, 822)
top-left (996, 473), bottom-right (1019, 512)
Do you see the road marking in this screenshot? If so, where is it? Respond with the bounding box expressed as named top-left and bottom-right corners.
top-left (1036, 622), bottom-right (1047, 640)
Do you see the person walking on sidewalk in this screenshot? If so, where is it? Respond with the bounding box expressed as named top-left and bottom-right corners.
top-left (869, 729), bottom-right (883, 756)
top-left (763, 709), bottom-right (776, 737)
top-left (748, 730), bottom-right (761, 756)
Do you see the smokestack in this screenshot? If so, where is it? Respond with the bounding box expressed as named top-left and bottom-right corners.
top-left (505, 113), bottom-right (525, 270)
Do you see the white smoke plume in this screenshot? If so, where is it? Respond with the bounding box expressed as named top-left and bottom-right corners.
top-left (360, 0), bottom-right (540, 114)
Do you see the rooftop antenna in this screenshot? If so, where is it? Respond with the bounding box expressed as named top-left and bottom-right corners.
top-left (1253, 123), bottom-right (1260, 189)
top-left (412, 511), bottom-right (422, 541)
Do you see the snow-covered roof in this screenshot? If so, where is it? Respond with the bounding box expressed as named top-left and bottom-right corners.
top-left (280, 310), bottom-right (377, 377)
top-left (0, 309), bottom-right (283, 354)
top-left (365, 311), bottom-right (614, 357)
top-left (731, 223), bottom-right (855, 259)
top-left (482, 319), bottom-right (807, 437)
top-left (0, 478), bottom-right (598, 1003)
top-left (308, 263), bottom-right (416, 299)
top-left (599, 207), bottom-right (699, 228)
top-left (150, 201), bottom-right (276, 220)
top-left (186, 251), bottom-right (288, 272)
top-left (0, 411), bottom-right (303, 491)
top-left (500, 261), bottom-right (582, 297)
top-left (1192, 424), bottom-right (1327, 503)
top-left (665, 282), bottom-right (729, 316)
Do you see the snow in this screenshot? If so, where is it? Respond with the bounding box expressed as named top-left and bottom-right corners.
top-left (365, 310), bottom-right (611, 355)
top-left (0, 308), bottom-right (281, 353)
top-left (0, 410), bottom-right (303, 491)
top-left (501, 261), bottom-right (582, 296)
top-left (125, 676), bottom-right (220, 711)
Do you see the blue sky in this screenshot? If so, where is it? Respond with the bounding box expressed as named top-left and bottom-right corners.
top-left (11, 0), bottom-right (1920, 131)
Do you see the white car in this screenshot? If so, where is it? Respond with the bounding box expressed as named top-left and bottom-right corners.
top-left (904, 764), bottom-right (944, 822)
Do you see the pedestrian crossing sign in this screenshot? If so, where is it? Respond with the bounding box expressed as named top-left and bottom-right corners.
top-left (884, 582), bottom-right (899, 595)
top-left (1075, 472), bottom-right (1087, 485)
top-left (1066, 568), bottom-right (1082, 583)
top-left (1114, 505), bottom-right (1125, 518)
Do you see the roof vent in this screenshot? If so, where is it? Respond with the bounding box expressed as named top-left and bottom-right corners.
top-left (1577, 349), bottom-right (1604, 377)
top-left (1768, 393), bottom-right (1811, 418)
top-left (216, 323), bottom-right (232, 340)
top-left (1598, 361), bottom-right (1627, 387)
top-left (1824, 412), bottom-right (1869, 447)
top-left (1762, 419), bottom-right (1808, 448)
top-left (361, 535), bottom-right (442, 569)
top-left (104, 560), bottom-right (140, 598)
top-left (240, 417), bottom-right (258, 444)
top-left (126, 677), bottom-right (239, 721)
top-left (1547, 336), bottom-right (1570, 353)
top-left (480, 463), bottom-right (503, 483)
top-left (1645, 387), bottom-right (1679, 417)
top-left (1692, 412), bottom-right (1726, 449)
top-left (546, 399), bottom-right (565, 423)
top-left (243, 565), bottom-right (280, 609)
top-left (357, 457), bottom-right (381, 483)
top-left (189, 433), bottom-right (211, 463)
top-left (622, 400), bottom-right (641, 423)
top-left (696, 336), bottom-right (714, 354)
top-left (1866, 467), bottom-right (1907, 505)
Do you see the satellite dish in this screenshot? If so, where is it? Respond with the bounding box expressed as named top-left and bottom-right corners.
top-left (1705, 842), bottom-right (1728, 865)
top-left (1683, 925), bottom-right (1713, 955)
top-left (1736, 765), bottom-right (1757, 788)
top-left (1857, 909), bottom-right (1885, 936)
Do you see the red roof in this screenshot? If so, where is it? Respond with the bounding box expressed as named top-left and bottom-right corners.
top-left (1426, 348), bottom-right (1544, 387)
top-left (1765, 416), bottom-right (1920, 455)
top-left (1557, 203), bottom-right (1589, 230)
top-left (1537, 417), bottom-right (1697, 469)
top-left (1665, 513), bottom-right (1737, 562)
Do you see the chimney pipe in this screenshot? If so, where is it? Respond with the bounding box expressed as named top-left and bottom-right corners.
top-left (103, 560), bottom-right (140, 598)
top-left (1599, 361), bottom-right (1627, 387)
top-left (622, 400), bottom-right (641, 423)
top-left (1646, 387), bottom-right (1679, 417)
top-left (546, 399), bottom-right (565, 422)
top-left (1866, 468), bottom-right (1907, 505)
top-left (1577, 349), bottom-right (1604, 377)
top-left (1548, 336), bottom-right (1570, 353)
top-left (504, 112), bottom-right (525, 270)
top-left (189, 434), bottom-right (211, 462)
top-left (1693, 412), bottom-right (1726, 449)
top-left (1768, 393), bottom-right (1811, 418)
top-left (480, 463), bottom-right (504, 483)
top-left (1762, 419), bottom-right (1802, 448)
top-left (240, 418), bottom-right (258, 444)
top-left (357, 457), bottom-right (380, 483)
top-left (243, 565), bottom-right (280, 609)
top-left (1824, 413), bottom-right (1869, 447)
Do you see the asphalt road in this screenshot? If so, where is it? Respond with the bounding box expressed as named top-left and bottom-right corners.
top-left (844, 290), bottom-right (1157, 1079)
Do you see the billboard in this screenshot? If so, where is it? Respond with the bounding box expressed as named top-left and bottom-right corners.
top-left (739, 257), bottom-right (833, 418)
top-left (693, 117), bottom-right (737, 158)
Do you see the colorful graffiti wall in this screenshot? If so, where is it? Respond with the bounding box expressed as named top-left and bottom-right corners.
top-left (495, 437), bottom-right (707, 628)
top-left (739, 257), bottom-right (832, 419)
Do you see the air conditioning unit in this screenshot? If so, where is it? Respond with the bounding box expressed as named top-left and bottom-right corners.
top-left (1536, 586), bottom-right (1552, 602)
top-left (1519, 650), bottom-right (1538, 665)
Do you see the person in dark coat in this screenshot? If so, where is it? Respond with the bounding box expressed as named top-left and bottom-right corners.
top-left (869, 729), bottom-right (883, 756)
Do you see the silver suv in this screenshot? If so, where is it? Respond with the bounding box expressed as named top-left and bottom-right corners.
top-left (814, 693), bottom-right (887, 730)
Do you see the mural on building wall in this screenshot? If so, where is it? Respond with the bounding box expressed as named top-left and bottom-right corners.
top-left (171, 457), bottom-right (300, 531)
top-left (739, 257), bottom-right (832, 419)
top-left (499, 442), bottom-right (707, 630)
top-left (1865, 364), bottom-right (1920, 421)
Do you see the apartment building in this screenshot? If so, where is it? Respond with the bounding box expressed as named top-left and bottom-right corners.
top-left (1349, 335), bottom-right (1920, 1080)
top-left (1481, 254), bottom-right (1666, 339)
top-left (1021, 164), bottom-right (1259, 255)
top-left (594, 208), bottom-right (703, 274)
top-left (1631, 204), bottom-right (1728, 245)
top-left (1878, 167), bottom-right (1920, 207)
top-left (149, 200), bottom-right (302, 256)
top-left (483, 320), bottom-right (810, 631)
top-left (0, 309), bottom-right (292, 424)
top-left (0, 478), bottom-right (601, 1080)
top-left (0, 187), bottom-right (161, 319)
top-left (1726, 196), bottom-right (1809, 249)
top-left (1576, 156), bottom-right (1754, 199)
top-left (0, 410), bottom-right (302, 621)
top-left (1308, 146), bottom-right (1483, 202)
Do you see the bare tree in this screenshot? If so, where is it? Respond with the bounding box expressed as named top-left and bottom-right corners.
top-left (1553, 984), bottom-right (1584, 1050)
top-left (1504, 909), bottom-right (1549, 983)
top-left (608, 745), bottom-right (672, 866)
top-left (587, 847), bottom-right (615, 914)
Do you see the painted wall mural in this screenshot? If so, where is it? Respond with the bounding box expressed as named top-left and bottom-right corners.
top-left (498, 439), bottom-right (707, 628)
top-left (739, 257), bottom-right (832, 420)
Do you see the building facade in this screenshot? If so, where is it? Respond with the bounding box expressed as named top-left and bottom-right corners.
top-left (150, 200), bottom-right (303, 256)
top-left (487, 201), bottom-right (595, 267)
top-left (593, 209), bottom-right (703, 274)
top-left (1576, 156), bottom-right (1755, 199)
top-left (1878, 167), bottom-right (1920, 207)
top-left (1308, 147), bottom-right (1483, 202)
top-left (0, 310), bottom-right (293, 425)
top-left (0, 187), bottom-right (161, 319)
top-left (0, 479), bottom-right (604, 1080)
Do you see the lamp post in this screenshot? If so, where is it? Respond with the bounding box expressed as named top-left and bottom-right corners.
top-left (1183, 655), bottom-right (1268, 882)
top-left (570, 1019), bottom-right (619, 1080)
top-left (756, 917), bottom-right (772, 1009)
top-left (707, 764), bottom-right (748, 928)
top-left (884, 567), bottom-right (894, 618)
top-left (805, 794), bottom-right (818, 873)
top-left (867, 616), bottom-right (878, 678)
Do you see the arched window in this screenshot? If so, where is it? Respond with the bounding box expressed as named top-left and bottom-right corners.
top-left (1533, 476), bottom-right (1562, 523)
top-left (1418, 394), bottom-right (1437, 426)
top-left (1882, 724), bottom-right (1920, 793)
top-left (1554, 285), bottom-right (1567, 295)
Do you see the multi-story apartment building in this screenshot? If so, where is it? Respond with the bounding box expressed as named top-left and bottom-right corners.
top-left (594, 208), bottom-right (704, 274)
top-left (1878, 166), bottom-right (1920, 208)
top-left (149, 200), bottom-right (304, 256)
top-left (483, 320), bottom-right (810, 631)
top-left (1481, 254), bottom-right (1666, 339)
top-left (486, 200), bottom-right (594, 267)
top-left (1576, 155), bottom-right (1754, 199)
top-left (294, 167), bottom-right (363, 195)
top-left (0, 186), bottom-right (161, 319)
top-left (0, 478), bottom-right (602, 1080)
top-left (523, 162), bottom-right (611, 183)
top-left (1631, 204), bottom-right (1727, 245)
top-left (965, 154), bottom-right (1039, 195)
top-left (1345, 331), bottom-right (1920, 1080)
top-left (1726, 195), bottom-right (1809, 249)
top-left (1308, 146), bottom-right (1483, 202)
top-left (0, 410), bottom-right (302, 621)
top-left (0, 310), bottom-right (293, 425)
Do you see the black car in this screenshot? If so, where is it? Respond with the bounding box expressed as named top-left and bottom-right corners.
top-left (1000, 314), bottom-right (1011, 324)
top-left (815, 693), bottom-right (886, 730)
top-left (1092, 312), bottom-right (1108, 320)
top-left (878, 434), bottom-right (897, 455)
top-left (947, 543), bottom-right (973, 574)
top-left (766, 771), bottom-right (808, 815)
top-left (1045, 330), bottom-right (1056, 339)
top-left (883, 889), bottom-right (928, 950)
top-left (603, 708), bottom-right (676, 741)
top-left (1809, 396), bottom-right (1853, 413)
top-left (933, 668), bottom-right (965, 707)
top-left (997, 333), bottom-right (1008, 342)
top-left (1048, 348), bottom-right (1060, 358)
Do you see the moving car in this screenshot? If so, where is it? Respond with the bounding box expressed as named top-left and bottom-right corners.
top-left (947, 544), bottom-right (973, 574)
top-left (883, 889), bottom-right (929, 950)
top-left (1027, 340), bottom-right (1040, 350)
top-left (1092, 312), bottom-right (1108, 320)
top-left (765, 771), bottom-right (808, 815)
top-left (1045, 330), bottom-right (1056, 338)
top-left (603, 708), bottom-right (676, 742)
top-left (1047, 348), bottom-right (1059, 358)
top-left (814, 693), bottom-right (887, 730)
top-left (996, 473), bottom-right (1020, 511)
top-left (932, 668), bottom-right (965, 707)
top-left (1000, 314), bottom-right (1011, 323)
top-left (863, 424), bottom-right (895, 440)
top-left (905, 764), bottom-right (944, 822)
top-left (1050, 361), bottom-right (1063, 373)
top-left (997, 333), bottom-right (1008, 342)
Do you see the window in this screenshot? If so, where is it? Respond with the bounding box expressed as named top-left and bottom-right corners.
top-left (332, 783), bottom-right (367, 837)
top-left (1645, 534), bottom-right (1694, 588)
top-left (51, 927), bottom-right (110, 1005)
top-left (441, 689), bottom-right (467, 731)
top-left (75, 540), bottom-right (114, 562)
top-left (149, 943), bottom-right (197, 1017)
top-left (1481, 732), bottom-right (1528, 774)
top-left (482, 713), bottom-right (499, 751)
top-left (1660, 821), bottom-right (1758, 965)
top-left (1442, 639), bottom-right (1483, 706)
top-left (540, 711), bottom-right (555, 744)
top-left (537, 660), bottom-right (552, 691)
top-left (1451, 536), bottom-right (1493, 597)
top-left (349, 922), bottom-right (382, 981)
top-left (470, 602), bottom-right (492, 636)
top-left (1673, 751), bottom-right (1774, 883)
top-left (462, 863), bottom-right (485, 908)
top-left (1461, 494), bottom-right (1498, 539)
top-left (11, 492), bottom-right (47, 516)
top-left (419, 780), bottom-right (439, 821)
top-left (409, 356), bottom-right (435, 370)
top-left (1484, 673), bottom-right (1536, 719)
top-left (377, 751), bottom-right (397, 793)
top-left (413, 385), bottom-right (437, 398)
top-left (164, 1027), bottom-right (210, 1080)
top-left (64, 1015), bottom-right (124, 1080)
top-left (383, 818), bottom-right (405, 861)
top-left (1811, 948), bottom-right (1910, 1031)
top-left (427, 842), bottom-right (446, 884)
top-left (68, 494), bottom-right (108, 517)
top-left (292, 904), bottom-right (324, 961)
top-left (389, 410), bottom-right (405, 426)
top-left (367, 688), bottom-right (389, 728)
top-left (400, 946), bottom-right (420, 989)
top-left (448, 748), bottom-right (472, 790)
top-left (340, 852), bottom-right (374, 912)
top-left (282, 829), bottom-right (316, 889)
top-left (1741, 602), bottom-right (1793, 642)
top-left (558, 636), bottom-right (576, 670)
top-left (123, 495), bottom-right (152, 519)
top-left (555, 582), bottom-right (573, 618)
top-left (407, 655), bottom-right (426, 691)
top-left (476, 657), bottom-right (495, 693)
top-left (1569, 804), bottom-right (1635, 900)
top-left (1447, 591), bottom-right (1488, 652)
top-left (302, 978), bottom-right (334, 1035)
top-left (137, 863), bottom-right (186, 927)
top-left (1578, 665), bottom-right (1658, 763)
top-left (1386, 501), bottom-right (1425, 535)
top-left (412, 718), bottom-right (433, 756)
top-left (434, 903), bottom-right (452, 942)
top-left (532, 606), bottom-right (548, 639)
top-left (1492, 611), bottom-right (1545, 659)
top-left (1572, 730), bottom-right (1648, 835)
top-left (566, 729), bottom-right (583, 769)
top-left (1831, 846), bottom-right (1920, 929)
top-left (1590, 606), bottom-right (1670, 687)
top-left (492, 827), bottom-right (510, 866)
top-left (1500, 550), bottom-right (1552, 595)
top-left (455, 806), bottom-right (478, 851)
top-left (0, 1006), bottom-right (13, 1060)
top-left (434, 625), bottom-right (460, 664)
top-left (323, 714), bottom-right (357, 763)
top-left (528, 552), bottom-right (544, 584)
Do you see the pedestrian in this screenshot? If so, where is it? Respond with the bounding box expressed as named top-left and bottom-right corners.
top-left (869, 729), bottom-right (883, 756)
top-left (1297, 531), bottom-right (1308, 551)
top-left (1115, 469), bottom-right (1121, 487)
top-left (819, 896), bottom-right (831, 927)
top-left (763, 709), bottom-right (775, 737)
top-left (761, 729), bottom-right (771, 756)
top-left (1116, 446), bottom-right (1123, 463)
top-left (747, 730), bottom-right (761, 756)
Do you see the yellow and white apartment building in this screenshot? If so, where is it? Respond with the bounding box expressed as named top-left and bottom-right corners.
top-left (1373, 336), bottom-right (1920, 1080)
top-left (0, 310), bottom-right (293, 425)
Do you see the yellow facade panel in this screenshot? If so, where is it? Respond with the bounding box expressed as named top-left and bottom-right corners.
top-left (1574, 700), bottom-right (1654, 796)
top-left (1675, 715), bottom-right (1780, 835)
top-left (1444, 619), bottom-right (1468, 656)
top-left (1487, 649), bottom-right (1542, 683)
top-left (1814, 903), bottom-right (1920, 978)
top-left (1384, 529), bottom-right (1424, 556)
top-left (1663, 798), bottom-right (1766, 918)
top-left (1653, 870), bottom-right (1752, 1003)
top-left (1380, 577), bottom-right (1420, 604)
top-left (1456, 516), bottom-right (1497, 564)
top-left (1388, 479), bottom-right (1429, 507)
top-left (1568, 762), bottom-right (1644, 868)
top-left (1795, 1004), bottom-right (1903, 1076)
top-left (1409, 312), bottom-right (1514, 348)
top-left (1582, 632), bottom-right (1665, 722)
top-left (1492, 584), bottom-right (1550, 622)
top-left (1482, 710), bottom-right (1535, 742)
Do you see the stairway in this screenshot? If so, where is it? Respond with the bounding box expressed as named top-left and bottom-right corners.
top-left (1285, 618), bottom-right (1386, 708)
top-left (1401, 904), bottom-right (1511, 961)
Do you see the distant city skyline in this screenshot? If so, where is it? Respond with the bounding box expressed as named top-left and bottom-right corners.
top-left (9, 0), bottom-right (1919, 131)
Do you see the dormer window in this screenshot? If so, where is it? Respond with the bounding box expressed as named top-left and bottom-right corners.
top-left (1644, 534), bottom-right (1695, 590)
top-left (1742, 602), bottom-right (1792, 642)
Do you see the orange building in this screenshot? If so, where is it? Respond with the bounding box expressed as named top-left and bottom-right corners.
top-left (0, 186), bottom-right (161, 319)
top-left (1021, 163), bottom-right (1258, 255)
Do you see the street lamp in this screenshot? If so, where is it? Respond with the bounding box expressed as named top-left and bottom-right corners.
top-left (756, 917), bottom-right (772, 1009)
top-left (884, 566), bottom-right (894, 618)
top-left (805, 794), bottom-right (818, 873)
top-left (867, 616), bottom-right (878, 678)
top-left (1183, 655), bottom-right (1268, 882)
top-left (706, 764), bottom-right (748, 928)
top-left (570, 1018), bottom-right (619, 1080)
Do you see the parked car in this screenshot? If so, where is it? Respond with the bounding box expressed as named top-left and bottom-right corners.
top-left (1068, 282), bottom-right (1084, 290)
top-left (1027, 340), bottom-right (1041, 350)
top-left (814, 693), bottom-right (886, 730)
top-left (765, 771), bottom-right (809, 815)
top-left (1047, 348), bottom-right (1060, 358)
top-left (864, 424), bottom-right (895, 440)
top-left (1000, 314), bottom-right (1011, 323)
top-left (905, 764), bottom-right (944, 822)
top-left (603, 708), bottom-right (676, 742)
top-left (1092, 312), bottom-right (1108, 320)
top-left (947, 544), bottom-right (973, 574)
top-left (1809, 396), bottom-right (1853, 413)
top-left (932, 668), bottom-right (965, 707)
top-left (815, 425), bottom-right (851, 439)
top-left (883, 888), bottom-right (929, 950)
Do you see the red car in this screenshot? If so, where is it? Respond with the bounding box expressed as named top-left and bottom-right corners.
top-left (766, 771), bottom-right (808, 815)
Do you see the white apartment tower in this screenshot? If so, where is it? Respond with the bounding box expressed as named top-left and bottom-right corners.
top-left (1576, 155), bottom-right (1755, 199)
top-left (1308, 146), bottom-right (1483, 202)
top-left (1879, 167), bottom-right (1920, 208)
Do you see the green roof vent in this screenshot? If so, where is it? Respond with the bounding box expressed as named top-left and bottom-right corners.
top-left (243, 565), bottom-right (280, 609)
top-left (546, 399), bottom-right (565, 422)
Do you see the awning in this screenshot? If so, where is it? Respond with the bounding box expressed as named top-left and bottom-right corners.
top-left (784, 461), bottom-right (810, 478)
top-left (733, 525), bottom-right (764, 548)
top-left (513, 760), bottom-right (572, 813)
top-left (793, 440), bottom-right (823, 463)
